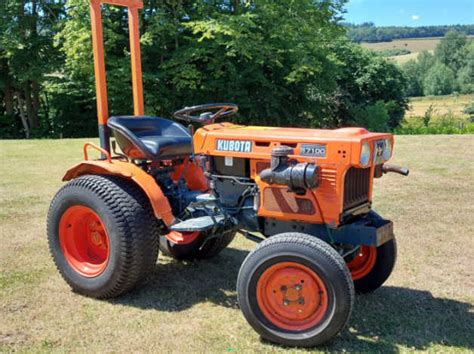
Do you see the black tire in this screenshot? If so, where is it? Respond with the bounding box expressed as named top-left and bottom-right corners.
top-left (159, 231), bottom-right (236, 260)
top-left (237, 233), bottom-right (354, 347)
top-left (352, 238), bottom-right (397, 294)
top-left (47, 174), bottom-right (159, 298)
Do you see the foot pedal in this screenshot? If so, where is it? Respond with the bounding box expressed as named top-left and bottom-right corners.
top-left (170, 215), bottom-right (225, 232)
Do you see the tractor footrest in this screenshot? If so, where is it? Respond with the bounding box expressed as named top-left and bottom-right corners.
top-left (170, 215), bottom-right (226, 232)
top-left (195, 193), bottom-right (217, 202)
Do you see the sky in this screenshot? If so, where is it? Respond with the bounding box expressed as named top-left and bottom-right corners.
top-left (343, 0), bottom-right (474, 27)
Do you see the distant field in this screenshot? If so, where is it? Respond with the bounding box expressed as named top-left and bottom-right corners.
top-left (361, 36), bottom-right (474, 64)
top-left (389, 52), bottom-right (419, 65)
top-left (407, 94), bottom-right (474, 119)
top-left (361, 37), bottom-right (442, 53)
top-left (1, 137), bottom-right (474, 352)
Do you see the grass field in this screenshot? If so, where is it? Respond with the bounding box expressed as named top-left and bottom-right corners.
top-left (361, 37), bottom-right (443, 53)
top-left (361, 36), bottom-right (474, 65)
top-left (407, 94), bottom-right (474, 119)
top-left (1, 136), bottom-right (474, 352)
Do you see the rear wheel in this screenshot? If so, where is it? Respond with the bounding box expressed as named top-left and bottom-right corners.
top-left (47, 175), bottom-right (159, 298)
top-left (237, 233), bottom-right (354, 347)
top-left (347, 239), bottom-right (397, 294)
top-left (159, 231), bottom-right (236, 260)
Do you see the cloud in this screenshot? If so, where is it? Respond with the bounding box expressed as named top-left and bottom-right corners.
top-left (411, 15), bottom-right (420, 21)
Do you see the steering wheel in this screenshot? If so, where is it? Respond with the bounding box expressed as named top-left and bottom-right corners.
top-left (173, 103), bottom-right (238, 125)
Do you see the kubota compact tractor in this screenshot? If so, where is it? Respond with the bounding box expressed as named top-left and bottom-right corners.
top-left (47, 0), bottom-right (409, 347)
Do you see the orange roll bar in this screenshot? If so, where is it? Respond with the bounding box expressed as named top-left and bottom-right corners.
top-left (89, 0), bottom-right (145, 152)
top-left (128, 6), bottom-right (144, 116)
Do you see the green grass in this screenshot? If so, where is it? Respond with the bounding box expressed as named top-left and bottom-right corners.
top-left (1, 137), bottom-right (474, 352)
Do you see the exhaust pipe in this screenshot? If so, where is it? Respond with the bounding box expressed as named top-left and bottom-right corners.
top-left (382, 164), bottom-right (409, 176)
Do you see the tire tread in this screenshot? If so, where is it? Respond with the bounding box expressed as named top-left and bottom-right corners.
top-left (47, 174), bottom-right (159, 298)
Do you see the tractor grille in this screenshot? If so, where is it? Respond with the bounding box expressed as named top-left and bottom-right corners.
top-left (343, 167), bottom-right (371, 211)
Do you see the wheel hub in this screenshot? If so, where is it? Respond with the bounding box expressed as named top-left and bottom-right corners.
top-left (282, 285), bottom-right (303, 305)
top-left (256, 262), bottom-right (328, 331)
top-left (59, 206), bottom-right (110, 277)
top-left (347, 246), bottom-right (377, 280)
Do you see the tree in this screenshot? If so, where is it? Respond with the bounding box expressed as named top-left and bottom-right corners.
top-left (1, 0), bottom-right (410, 138)
top-left (456, 42), bottom-right (474, 94)
top-left (401, 50), bottom-right (435, 98)
top-left (423, 63), bottom-right (455, 96)
top-left (329, 39), bottom-right (408, 129)
top-left (434, 30), bottom-right (468, 73)
top-left (57, 0), bottom-right (347, 129)
top-left (345, 23), bottom-right (474, 43)
top-left (402, 59), bottom-right (423, 97)
top-left (0, 0), bottom-right (64, 138)
top-left (351, 100), bottom-right (390, 132)
top-left (417, 50), bottom-right (436, 76)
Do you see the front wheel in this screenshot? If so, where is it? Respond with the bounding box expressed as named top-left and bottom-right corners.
top-left (237, 233), bottom-right (354, 347)
top-left (346, 238), bottom-right (397, 294)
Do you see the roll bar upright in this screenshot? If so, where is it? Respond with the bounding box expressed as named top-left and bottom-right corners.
top-left (89, 0), bottom-right (144, 153)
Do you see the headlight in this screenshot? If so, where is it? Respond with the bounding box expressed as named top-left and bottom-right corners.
top-left (360, 142), bottom-right (371, 167)
top-left (382, 138), bottom-right (392, 161)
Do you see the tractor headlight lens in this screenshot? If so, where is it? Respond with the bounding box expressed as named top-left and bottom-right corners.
top-left (360, 142), bottom-right (371, 167)
top-left (382, 139), bottom-right (392, 161)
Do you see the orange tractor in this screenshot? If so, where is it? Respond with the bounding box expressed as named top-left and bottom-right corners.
top-left (47, 0), bottom-right (409, 347)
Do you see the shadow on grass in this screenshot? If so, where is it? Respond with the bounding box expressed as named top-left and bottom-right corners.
top-left (329, 286), bottom-right (474, 352)
top-left (111, 247), bottom-right (248, 311)
top-left (112, 247), bottom-right (473, 352)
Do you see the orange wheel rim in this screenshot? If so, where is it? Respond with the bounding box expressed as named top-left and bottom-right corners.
top-left (347, 246), bottom-right (377, 281)
top-left (256, 262), bottom-right (329, 331)
top-left (59, 206), bottom-right (110, 277)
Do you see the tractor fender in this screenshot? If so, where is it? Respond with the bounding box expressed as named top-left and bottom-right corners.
top-left (63, 160), bottom-right (175, 227)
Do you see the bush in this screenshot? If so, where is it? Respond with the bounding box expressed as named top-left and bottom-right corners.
top-left (457, 67), bottom-right (474, 94)
top-left (423, 63), bottom-right (456, 96)
top-left (402, 59), bottom-right (423, 97)
top-left (331, 41), bottom-right (408, 129)
top-left (350, 101), bottom-right (390, 132)
top-left (464, 102), bottom-right (474, 122)
top-left (395, 111), bottom-right (474, 134)
top-left (0, 114), bottom-right (24, 139)
top-left (456, 42), bottom-right (474, 94)
top-left (378, 48), bottom-right (411, 57)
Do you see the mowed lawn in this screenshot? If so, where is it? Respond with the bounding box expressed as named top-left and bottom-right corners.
top-left (1, 136), bottom-right (473, 352)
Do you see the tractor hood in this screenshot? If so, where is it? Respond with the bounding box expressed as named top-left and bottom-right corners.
top-left (193, 122), bottom-right (394, 168)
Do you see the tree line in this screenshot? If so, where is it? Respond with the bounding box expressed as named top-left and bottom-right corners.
top-left (402, 31), bottom-right (474, 96)
top-left (346, 23), bottom-right (474, 43)
top-left (1, 0), bottom-right (408, 139)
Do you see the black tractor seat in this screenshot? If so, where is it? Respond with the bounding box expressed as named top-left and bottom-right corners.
top-left (107, 116), bottom-right (193, 160)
